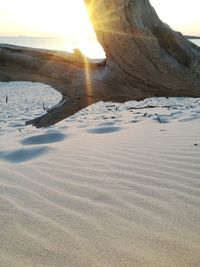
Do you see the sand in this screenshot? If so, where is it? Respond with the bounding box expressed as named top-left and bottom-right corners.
top-left (0, 82), bottom-right (200, 267)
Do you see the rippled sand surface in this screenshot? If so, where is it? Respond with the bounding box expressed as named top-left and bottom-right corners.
top-left (0, 82), bottom-right (200, 266)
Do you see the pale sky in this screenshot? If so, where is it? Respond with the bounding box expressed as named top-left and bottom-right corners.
top-left (0, 0), bottom-right (199, 58)
top-left (0, 0), bottom-right (93, 37)
top-left (150, 0), bottom-right (200, 36)
top-left (0, 0), bottom-right (199, 37)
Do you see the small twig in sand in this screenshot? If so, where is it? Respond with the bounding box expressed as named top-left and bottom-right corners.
top-left (43, 102), bottom-right (45, 111)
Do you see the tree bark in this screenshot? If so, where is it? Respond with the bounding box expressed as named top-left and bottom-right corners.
top-left (84, 0), bottom-right (200, 97)
top-left (0, 0), bottom-right (200, 127)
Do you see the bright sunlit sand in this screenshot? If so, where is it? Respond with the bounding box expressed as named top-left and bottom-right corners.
top-left (0, 82), bottom-right (200, 266)
top-left (0, 0), bottom-right (200, 266)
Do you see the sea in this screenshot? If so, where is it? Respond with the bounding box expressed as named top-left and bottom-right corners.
top-left (0, 37), bottom-right (199, 58)
top-left (0, 36), bottom-right (105, 59)
top-left (190, 39), bottom-right (200, 47)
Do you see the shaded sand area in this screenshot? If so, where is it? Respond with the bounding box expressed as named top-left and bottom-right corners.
top-left (0, 82), bottom-right (200, 266)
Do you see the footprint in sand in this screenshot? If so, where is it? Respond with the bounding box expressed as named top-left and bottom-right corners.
top-left (0, 147), bottom-right (50, 163)
top-left (21, 132), bottom-right (66, 145)
top-left (87, 126), bottom-right (121, 134)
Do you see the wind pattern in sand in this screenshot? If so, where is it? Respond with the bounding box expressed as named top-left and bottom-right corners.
top-left (0, 82), bottom-right (200, 266)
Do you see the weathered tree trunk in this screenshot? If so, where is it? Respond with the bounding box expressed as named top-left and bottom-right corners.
top-left (84, 0), bottom-right (200, 96)
top-left (0, 0), bottom-right (200, 127)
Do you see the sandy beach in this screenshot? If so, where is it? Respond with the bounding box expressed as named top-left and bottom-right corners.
top-left (0, 82), bottom-right (200, 266)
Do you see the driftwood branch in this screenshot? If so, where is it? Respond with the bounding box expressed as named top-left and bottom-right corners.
top-left (0, 0), bottom-right (200, 127)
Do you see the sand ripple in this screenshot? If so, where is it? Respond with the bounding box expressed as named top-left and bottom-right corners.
top-left (1, 121), bottom-right (200, 266)
top-left (0, 84), bottom-right (200, 266)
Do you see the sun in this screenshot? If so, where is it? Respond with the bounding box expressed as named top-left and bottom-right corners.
top-left (50, 0), bottom-right (105, 58)
top-left (45, 1), bottom-right (92, 36)
top-left (0, 0), bottom-right (105, 58)
top-left (33, 0), bottom-right (105, 58)
top-left (49, 0), bottom-right (105, 58)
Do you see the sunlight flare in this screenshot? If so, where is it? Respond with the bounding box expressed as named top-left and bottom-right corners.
top-left (0, 0), bottom-right (105, 58)
top-left (0, 0), bottom-right (199, 58)
top-left (84, 57), bottom-right (93, 105)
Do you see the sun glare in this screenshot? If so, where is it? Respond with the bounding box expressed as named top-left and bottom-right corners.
top-left (0, 0), bottom-right (199, 58)
top-left (49, 0), bottom-right (105, 58)
top-left (0, 0), bottom-right (105, 58)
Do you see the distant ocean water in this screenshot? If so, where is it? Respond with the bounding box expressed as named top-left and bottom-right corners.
top-left (0, 36), bottom-right (105, 59)
top-left (0, 37), bottom-right (74, 52)
top-left (0, 37), bottom-right (199, 59)
top-left (190, 39), bottom-right (200, 47)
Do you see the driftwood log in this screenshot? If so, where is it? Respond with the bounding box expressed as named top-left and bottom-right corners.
top-left (0, 0), bottom-right (200, 128)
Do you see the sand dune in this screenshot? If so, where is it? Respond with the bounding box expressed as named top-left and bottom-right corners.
top-left (0, 83), bottom-right (200, 266)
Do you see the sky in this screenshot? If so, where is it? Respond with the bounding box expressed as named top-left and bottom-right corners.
top-left (0, 0), bottom-right (199, 37)
top-left (0, 0), bottom-right (93, 37)
top-left (150, 0), bottom-right (200, 36)
top-left (0, 0), bottom-right (199, 58)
